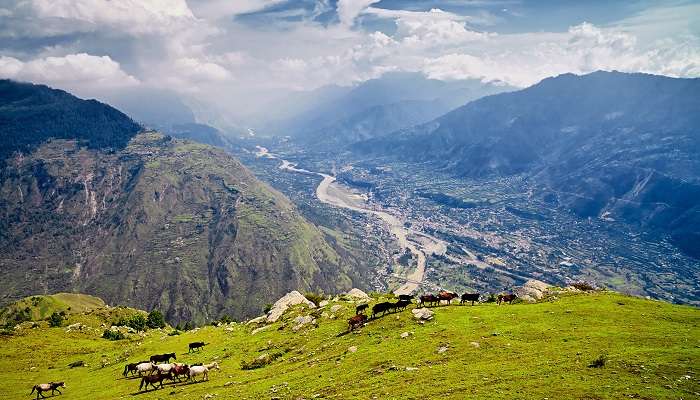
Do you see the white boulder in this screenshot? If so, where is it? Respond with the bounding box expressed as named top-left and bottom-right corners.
top-left (266, 291), bottom-right (316, 323)
top-left (346, 288), bottom-right (370, 300)
top-left (411, 308), bottom-right (434, 321)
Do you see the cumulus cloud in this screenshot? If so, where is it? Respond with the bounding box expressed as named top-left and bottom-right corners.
top-left (337, 0), bottom-right (381, 27)
top-left (0, 53), bottom-right (139, 90)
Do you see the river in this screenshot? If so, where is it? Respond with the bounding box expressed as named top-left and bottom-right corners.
top-left (256, 146), bottom-right (446, 294)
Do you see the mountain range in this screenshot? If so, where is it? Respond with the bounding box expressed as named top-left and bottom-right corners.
top-left (353, 71), bottom-right (700, 258)
top-left (0, 80), bottom-right (363, 324)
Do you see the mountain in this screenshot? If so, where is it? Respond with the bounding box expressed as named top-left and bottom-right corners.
top-left (98, 86), bottom-right (197, 129)
top-left (259, 72), bottom-right (512, 145)
top-left (355, 71), bottom-right (700, 258)
top-left (0, 80), bottom-right (359, 323)
top-left (168, 122), bottom-right (231, 148)
top-left (2, 289), bottom-right (698, 399)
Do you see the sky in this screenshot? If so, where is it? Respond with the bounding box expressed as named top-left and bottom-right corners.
top-left (0, 0), bottom-right (699, 121)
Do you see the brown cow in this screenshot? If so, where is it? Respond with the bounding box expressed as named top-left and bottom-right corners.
top-left (438, 291), bottom-right (459, 305)
top-left (348, 314), bottom-right (367, 331)
top-left (498, 294), bottom-right (517, 305)
top-left (419, 294), bottom-right (439, 307)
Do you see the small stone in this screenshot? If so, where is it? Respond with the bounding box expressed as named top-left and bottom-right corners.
top-left (470, 342), bottom-right (480, 348)
top-left (406, 367), bottom-right (418, 371)
top-left (330, 305), bottom-right (343, 313)
top-left (400, 332), bottom-right (409, 339)
top-left (347, 346), bottom-right (357, 353)
top-left (437, 346), bottom-right (449, 353)
top-left (319, 300), bottom-right (329, 307)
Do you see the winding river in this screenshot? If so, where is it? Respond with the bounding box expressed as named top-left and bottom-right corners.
top-left (256, 146), bottom-right (446, 294)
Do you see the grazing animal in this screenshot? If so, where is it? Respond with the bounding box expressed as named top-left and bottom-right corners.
top-left (188, 366), bottom-right (210, 382)
top-left (171, 364), bottom-right (190, 382)
top-left (348, 314), bottom-right (367, 331)
top-left (139, 372), bottom-right (173, 391)
top-left (438, 291), bottom-right (459, 305)
top-left (460, 293), bottom-right (480, 306)
top-left (398, 294), bottom-right (414, 302)
top-left (31, 382), bottom-right (65, 399)
top-left (203, 362), bottom-right (220, 370)
top-left (135, 362), bottom-right (157, 376)
top-left (419, 294), bottom-right (439, 307)
top-left (498, 294), bottom-right (517, 305)
top-left (150, 353), bottom-right (176, 364)
top-left (394, 299), bottom-right (411, 311)
top-left (371, 302), bottom-right (393, 318)
top-left (355, 303), bottom-right (368, 315)
top-left (188, 342), bottom-right (206, 353)
top-left (156, 363), bottom-right (176, 374)
top-left (123, 362), bottom-right (148, 377)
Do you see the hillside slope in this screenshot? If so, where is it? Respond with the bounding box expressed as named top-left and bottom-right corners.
top-left (0, 80), bottom-right (361, 323)
top-left (0, 291), bottom-right (697, 399)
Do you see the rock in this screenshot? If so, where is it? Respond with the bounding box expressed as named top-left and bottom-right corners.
top-left (470, 342), bottom-right (480, 348)
top-left (330, 305), bottom-right (343, 313)
top-left (411, 308), bottom-right (434, 321)
top-left (246, 316), bottom-right (267, 325)
top-left (346, 288), bottom-right (370, 300)
top-left (400, 332), bottom-right (410, 339)
top-left (291, 315), bottom-right (315, 332)
top-left (515, 279), bottom-right (551, 301)
top-left (406, 367), bottom-right (419, 371)
top-left (251, 325), bottom-right (272, 335)
top-left (437, 346), bottom-right (449, 354)
top-left (319, 300), bottom-right (329, 307)
top-left (347, 346), bottom-right (357, 353)
top-left (224, 382), bottom-right (233, 387)
top-left (266, 291), bottom-right (316, 323)
top-left (65, 323), bottom-right (85, 332)
top-left (225, 327), bottom-right (234, 332)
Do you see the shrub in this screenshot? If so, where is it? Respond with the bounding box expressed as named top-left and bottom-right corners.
top-left (588, 354), bottom-right (607, 368)
top-left (116, 314), bottom-right (147, 332)
top-left (241, 351), bottom-right (284, 370)
top-left (146, 310), bottom-right (166, 329)
top-left (102, 329), bottom-right (125, 341)
top-left (48, 311), bottom-right (65, 327)
top-left (168, 330), bottom-right (181, 336)
top-left (304, 292), bottom-right (325, 307)
top-left (572, 282), bottom-right (595, 291)
top-left (485, 294), bottom-right (497, 303)
top-left (183, 321), bottom-right (194, 331)
top-left (263, 304), bottom-right (273, 314)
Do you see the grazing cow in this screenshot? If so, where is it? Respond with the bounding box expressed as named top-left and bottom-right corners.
top-left (150, 353), bottom-right (176, 364)
top-left (355, 303), bottom-right (368, 315)
top-left (31, 382), bottom-right (65, 399)
top-left (419, 294), bottom-right (439, 307)
top-left (171, 364), bottom-right (190, 382)
top-left (139, 372), bottom-right (173, 391)
top-left (393, 299), bottom-right (412, 312)
top-left (135, 362), bottom-right (157, 376)
top-left (498, 294), bottom-right (517, 305)
top-left (188, 342), bottom-right (206, 353)
top-left (438, 291), bottom-right (459, 305)
top-left (398, 294), bottom-right (414, 302)
top-left (348, 314), bottom-right (367, 331)
top-left (460, 293), bottom-right (480, 306)
top-left (372, 302), bottom-right (393, 318)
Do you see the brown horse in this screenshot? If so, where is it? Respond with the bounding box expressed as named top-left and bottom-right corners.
top-left (498, 294), bottom-right (517, 305)
top-left (348, 314), bottom-right (367, 331)
top-left (438, 291), bottom-right (459, 305)
top-left (460, 293), bottom-right (480, 306)
top-left (31, 382), bottom-right (65, 399)
top-left (139, 372), bottom-right (173, 391)
top-left (171, 364), bottom-right (190, 382)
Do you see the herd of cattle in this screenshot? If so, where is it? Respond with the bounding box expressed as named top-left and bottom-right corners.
top-left (348, 291), bottom-right (518, 331)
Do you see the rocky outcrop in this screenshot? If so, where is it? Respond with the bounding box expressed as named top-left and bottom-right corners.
top-left (266, 291), bottom-right (316, 323)
top-left (411, 308), bottom-right (434, 321)
top-left (345, 288), bottom-right (370, 300)
top-left (516, 279), bottom-right (551, 302)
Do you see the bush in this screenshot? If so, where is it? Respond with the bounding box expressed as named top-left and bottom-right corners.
top-left (102, 329), bottom-right (125, 341)
top-left (115, 314), bottom-right (147, 332)
top-left (588, 354), bottom-right (607, 368)
top-left (572, 282), bottom-right (595, 291)
top-left (263, 304), bottom-right (273, 314)
top-left (241, 351), bottom-right (284, 370)
top-left (485, 294), bottom-right (497, 303)
top-left (168, 330), bottom-right (181, 336)
top-left (304, 292), bottom-right (325, 307)
top-left (146, 310), bottom-right (166, 329)
top-left (48, 311), bottom-right (65, 327)
top-left (183, 321), bottom-right (194, 331)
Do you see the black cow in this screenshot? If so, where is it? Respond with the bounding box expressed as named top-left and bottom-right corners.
top-left (460, 293), bottom-right (480, 306)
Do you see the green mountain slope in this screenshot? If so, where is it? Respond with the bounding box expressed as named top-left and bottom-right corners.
top-left (0, 291), bottom-right (697, 399)
top-left (0, 131), bottom-right (356, 324)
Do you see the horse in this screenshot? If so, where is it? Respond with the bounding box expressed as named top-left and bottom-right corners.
top-left (398, 294), bottom-right (414, 302)
top-left (135, 362), bottom-right (157, 376)
top-left (171, 364), bottom-right (190, 382)
top-left (188, 363), bottom-right (215, 382)
top-left (139, 372), bottom-right (173, 391)
top-left (498, 294), bottom-right (517, 305)
top-left (460, 293), bottom-right (480, 306)
top-left (419, 294), bottom-right (439, 307)
top-left (123, 361), bottom-right (149, 377)
top-left (188, 342), bottom-right (206, 353)
top-left (150, 353), bottom-right (176, 364)
top-left (31, 382), bottom-right (65, 399)
top-left (355, 303), bottom-right (368, 315)
top-left (438, 291), bottom-right (459, 305)
top-left (156, 363), bottom-right (175, 374)
top-left (348, 314), bottom-right (367, 331)
top-left (393, 299), bottom-right (411, 312)
top-left (371, 302), bottom-right (392, 318)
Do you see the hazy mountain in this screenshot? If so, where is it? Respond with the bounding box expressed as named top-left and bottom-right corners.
top-left (355, 71), bottom-right (700, 258)
top-left (99, 86), bottom-right (197, 129)
top-left (258, 72), bottom-right (512, 143)
top-left (0, 80), bottom-right (359, 323)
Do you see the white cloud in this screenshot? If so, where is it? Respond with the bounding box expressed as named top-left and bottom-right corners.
top-left (337, 0), bottom-right (381, 27)
top-left (0, 53), bottom-right (139, 90)
top-left (189, 0), bottom-right (287, 19)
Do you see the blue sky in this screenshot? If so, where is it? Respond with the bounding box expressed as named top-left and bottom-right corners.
top-left (0, 0), bottom-right (698, 118)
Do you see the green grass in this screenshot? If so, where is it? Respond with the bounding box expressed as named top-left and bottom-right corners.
top-left (1, 291), bottom-right (698, 399)
top-left (0, 293), bottom-right (106, 324)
